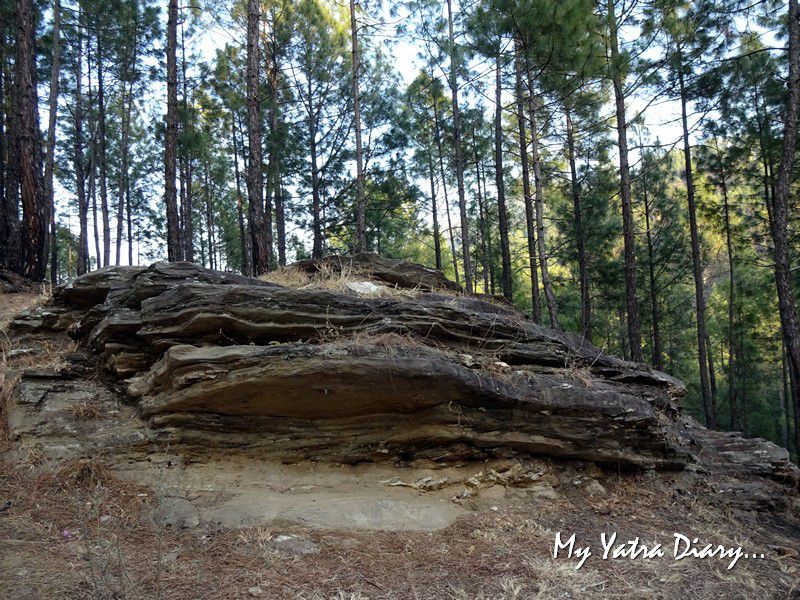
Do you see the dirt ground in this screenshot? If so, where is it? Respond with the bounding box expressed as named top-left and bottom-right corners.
top-left (1, 455), bottom-right (799, 599)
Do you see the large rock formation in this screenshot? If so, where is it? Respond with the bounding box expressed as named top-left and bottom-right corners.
top-left (4, 259), bottom-right (798, 513)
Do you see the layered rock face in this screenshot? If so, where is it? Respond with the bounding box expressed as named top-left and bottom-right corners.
top-left (5, 258), bottom-right (798, 508)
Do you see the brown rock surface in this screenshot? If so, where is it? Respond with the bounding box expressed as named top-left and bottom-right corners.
top-left (2, 259), bottom-right (798, 515)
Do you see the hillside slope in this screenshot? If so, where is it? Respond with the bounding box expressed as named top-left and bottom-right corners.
top-left (1, 257), bottom-right (798, 599)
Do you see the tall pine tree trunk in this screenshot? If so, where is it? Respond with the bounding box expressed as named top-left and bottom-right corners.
top-left (771, 0), bottom-right (800, 455)
top-left (0, 41), bottom-right (6, 265)
top-left (125, 36), bottom-right (134, 266)
top-left (526, 70), bottom-right (557, 328)
top-left (350, 0), bottom-right (366, 252)
top-left (514, 48), bottom-right (539, 321)
top-left (180, 22), bottom-right (193, 263)
top-left (473, 143), bottom-right (491, 294)
top-left (309, 79), bottom-right (323, 259)
top-left (204, 162), bottom-right (214, 269)
top-left (678, 52), bottom-right (715, 428)
top-left (275, 183), bottom-right (286, 266)
top-left (90, 135), bottom-right (100, 266)
top-left (15, 0), bottom-right (47, 280)
top-left (2, 44), bottom-right (21, 274)
top-left (494, 52), bottom-right (512, 301)
top-left (246, 0), bottom-right (269, 274)
top-left (641, 163), bottom-right (663, 370)
top-left (183, 154), bottom-right (193, 262)
top-left (115, 74), bottom-right (127, 265)
top-left (74, 9), bottom-right (88, 275)
top-left (780, 341), bottom-right (791, 450)
top-left (480, 162), bottom-right (496, 294)
top-left (45, 0), bottom-right (61, 283)
top-left (607, 0), bottom-right (642, 361)
top-left (232, 113), bottom-right (250, 275)
top-left (715, 142), bottom-right (737, 429)
top-left (117, 74), bottom-right (132, 265)
top-left (427, 153), bottom-right (442, 270)
top-left (87, 38), bottom-right (101, 268)
top-left (432, 94), bottom-right (459, 285)
top-left (164, 0), bottom-right (181, 261)
top-left (566, 105), bottom-right (589, 339)
top-left (446, 0), bottom-right (471, 292)
top-left (97, 39), bottom-right (110, 268)
top-left (126, 176), bottom-right (133, 264)
top-left (266, 35), bottom-right (285, 267)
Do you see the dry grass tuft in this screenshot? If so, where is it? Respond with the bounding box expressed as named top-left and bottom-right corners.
top-left (259, 262), bottom-right (367, 291)
top-left (336, 331), bottom-right (427, 352)
top-left (259, 265), bottom-right (314, 288)
top-left (66, 401), bottom-right (104, 421)
top-left (54, 457), bottom-right (116, 489)
top-left (0, 288), bottom-right (49, 332)
top-left (261, 262), bottom-right (461, 300)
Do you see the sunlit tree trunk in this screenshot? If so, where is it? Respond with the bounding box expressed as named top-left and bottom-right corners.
top-left (677, 49), bottom-right (715, 428)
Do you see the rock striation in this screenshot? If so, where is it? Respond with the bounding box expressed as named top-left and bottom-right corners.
top-left (4, 257), bottom-right (798, 511)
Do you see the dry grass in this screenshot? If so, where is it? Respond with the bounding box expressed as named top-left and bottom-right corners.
top-left (0, 289), bottom-right (48, 332)
top-left (260, 262), bottom-right (367, 291)
top-left (1, 457), bottom-right (797, 599)
top-left (328, 330), bottom-right (427, 351)
top-left (54, 458), bottom-right (116, 489)
top-left (259, 265), bottom-right (315, 288)
top-left (66, 401), bottom-right (105, 421)
top-left (260, 262), bottom-right (460, 300)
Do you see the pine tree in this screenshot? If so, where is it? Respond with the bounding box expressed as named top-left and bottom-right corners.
top-left (246, 0), bottom-right (270, 274)
top-left (16, 0), bottom-right (47, 280)
top-left (604, 0), bottom-right (642, 361)
top-left (164, 0), bottom-right (181, 261)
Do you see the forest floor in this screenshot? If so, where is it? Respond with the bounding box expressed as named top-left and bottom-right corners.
top-left (1, 455), bottom-right (799, 599)
top-left (2, 289), bottom-right (799, 599)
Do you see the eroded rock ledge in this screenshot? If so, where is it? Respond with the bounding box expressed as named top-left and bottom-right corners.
top-left (5, 258), bottom-right (799, 508)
